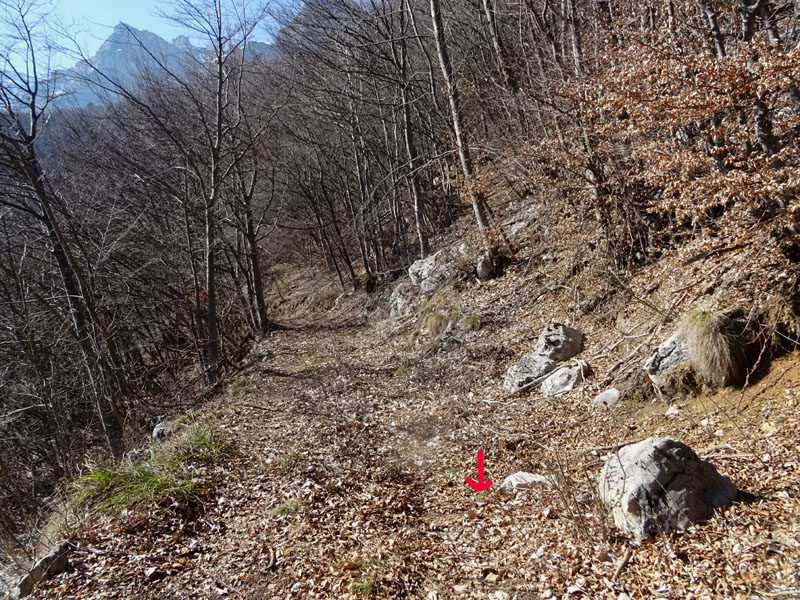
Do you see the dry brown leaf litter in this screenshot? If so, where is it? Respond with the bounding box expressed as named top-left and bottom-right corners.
top-left (18, 209), bottom-right (800, 600)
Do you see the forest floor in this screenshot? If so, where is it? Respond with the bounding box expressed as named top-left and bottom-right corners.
top-left (13, 210), bottom-right (800, 600)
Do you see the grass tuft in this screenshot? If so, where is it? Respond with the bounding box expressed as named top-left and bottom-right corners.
top-left (275, 500), bottom-right (302, 515)
top-left (349, 579), bottom-right (374, 596)
top-left (679, 309), bottom-right (750, 388)
top-left (70, 422), bottom-right (233, 513)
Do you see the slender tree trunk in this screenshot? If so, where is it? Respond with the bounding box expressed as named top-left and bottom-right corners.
top-left (429, 0), bottom-right (495, 255)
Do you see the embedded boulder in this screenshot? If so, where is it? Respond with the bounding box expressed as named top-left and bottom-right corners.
top-left (540, 361), bottom-right (590, 397)
top-left (499, 472), bottom-right (551, 493)
top-left (476, 253), bottom-right (495, 280)
top-left (533, 324), bottom-right (584, 361)
top-left (597, 437), bottom-right (737, 539)
top-left (10, 541), bottom-right (70, 600)
top-left (592, 388), bottom-right (621, 407)
top-left (408, 250), bottom-right (444, 287)
top-left (389, 282), bottom-right (416, 319)
top-left (644, 332), bottom-right (690, 386)
top-left (503, 353), bottom-right (557, 392)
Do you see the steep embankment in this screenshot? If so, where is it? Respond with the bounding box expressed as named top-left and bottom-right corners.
top-left (12, 211), bottom-right (800, 600)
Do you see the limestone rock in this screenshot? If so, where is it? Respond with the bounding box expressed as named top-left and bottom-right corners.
top-left (409, 250), bottom-right (444, 286)
top-left (152, 421), bottom-right (176, 440)
top-left (533, 324), bottom-right (584, 361)
top-left (598, 437), bottom-right (737, 539)
top-left (389, 282), bottom-right (416, 319)
top-left (499, 472), bottom-right (551, 493)
top-left (408, 244), bottom-right (470, 295)
top-left (592, 388), bottom-right (620, 406)
top-left (10, 541), bottom-right (70, 599)
top-left (644, 332), bottom-right (690, 386)
top-left (540, 361), bottom-right (590, 397)
top-left (503, 354), bottom-right (557, 393)
top-left (476, 253), bottom-right (495, 280)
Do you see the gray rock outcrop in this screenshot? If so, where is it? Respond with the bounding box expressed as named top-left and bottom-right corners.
top-left (476, 253), bottom-right (495, 280)
top-left (408, 244), bottom-right (469, 295)
top-left (597, 437), bottom-right (737, 539)
top-left (10, 541), bottom-right (70, 600)
top-left (533, 324), bottom-right (584, 361)
top-left (644, 332), bottom-right (690, 386)
top-left (389, 282), bottom-right (416, 319)
top-left (540, 361), bottom-right (590, 397)
top-left (503, 354), bottom-right (557, 392)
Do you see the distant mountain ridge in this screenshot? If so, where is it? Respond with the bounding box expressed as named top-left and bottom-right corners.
top-left (54, 23), bottom-right (276, 108)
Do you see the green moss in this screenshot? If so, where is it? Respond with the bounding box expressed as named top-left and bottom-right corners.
top-left (462, 315), bottom-right (481, 330)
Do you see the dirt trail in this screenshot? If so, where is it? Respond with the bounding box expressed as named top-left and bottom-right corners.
top-left (26, 297), bottom-right (800, 599)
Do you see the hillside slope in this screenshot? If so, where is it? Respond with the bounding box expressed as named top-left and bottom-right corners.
top-left (7, 210), bottom-right (800, 600)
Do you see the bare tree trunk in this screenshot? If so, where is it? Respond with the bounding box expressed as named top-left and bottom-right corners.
top-left (480, 0), bottom-right (518, 91)
top-left (429, 0), bottom-right (495, 255)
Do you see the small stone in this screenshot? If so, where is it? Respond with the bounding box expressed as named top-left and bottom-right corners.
top-left (476, 253), bottom-right (496, 280)
top-left (665, 405), bottom-right (680, 417)
top-left (144, 566), bottom-right (165, 582)
top-left (489, 592), bottom-right (510, 600)
top-left (499, 472), bottom-right (550, 493)
top-left (452, 584), bottom-right (468, 594)
top-left (592, 388), bottom-right (620, 406)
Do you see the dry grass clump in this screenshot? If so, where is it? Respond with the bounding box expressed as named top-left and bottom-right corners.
top-left (679, 309), bottom-right (749, 388)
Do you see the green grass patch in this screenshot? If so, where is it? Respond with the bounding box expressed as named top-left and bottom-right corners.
top-left (275, 500), bottom-right (302, 515)
top-left (71, 422), bottom-right (233, 513)
top-left (349, 579), bottom-right (374, 596)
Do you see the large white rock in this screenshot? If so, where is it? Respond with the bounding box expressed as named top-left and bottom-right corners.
top-left (540, 361), bottom-right (590, 397)
top-left (499, 472), bottom-right (551, 493)
top-left (503, 353), bottom-right (557, 392)
top-left (409, 250), bottom-right (445, 286)
top-left (408, 244), bottom-right (471, 295)
top-left (598, 437), bottom-right (737, 539)
top-left (533, 324), bottom-right (584, 361)
top-left (644, 332), bottom-right (690, 386)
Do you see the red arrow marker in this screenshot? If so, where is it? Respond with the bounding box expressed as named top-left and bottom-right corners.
top-left (465, 450), bottom-right (493, 491)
